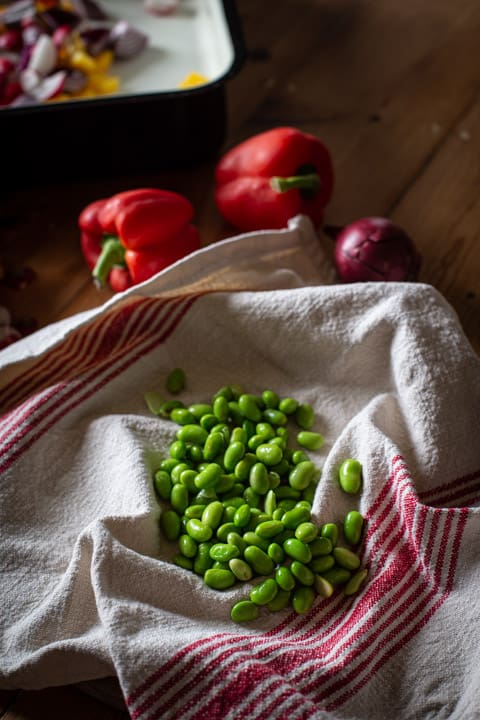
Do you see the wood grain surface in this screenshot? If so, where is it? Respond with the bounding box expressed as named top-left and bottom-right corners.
top-left (1, 0), bottom-right (479, 717)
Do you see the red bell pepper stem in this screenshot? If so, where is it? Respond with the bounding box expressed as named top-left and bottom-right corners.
top-left (270, 172), bottom-right (320, 194)
top-left (92, 236), bottom-right (126, 288)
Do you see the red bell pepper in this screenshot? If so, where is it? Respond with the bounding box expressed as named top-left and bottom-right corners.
top-left (214, 126), bottom-right (334, 232)
top-left (79, 188), bottom-right (200, 291)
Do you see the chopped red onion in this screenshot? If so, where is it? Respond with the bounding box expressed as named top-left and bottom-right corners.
top-left (79, 26), bottom-right (112, 56)
top-left (144, 0), bottom-right (179, 16)
top-left (28, 34), bottom-right (57, 76)
top-left (69, 0), bottom-right (108, 21)
top-left (63, 68), bottom-right (87, 93)
top-left (109, 21), bottom-right (148, 60)
top-left (26, 69), bottom-right (66, 101)
top-left (0, 0), bottom-right (35, 27)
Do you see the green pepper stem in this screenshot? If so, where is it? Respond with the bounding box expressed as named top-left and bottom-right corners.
top-left (270, 173), bottom-right (320, 193)
top-left (92, 236), bottom-right (126, 288)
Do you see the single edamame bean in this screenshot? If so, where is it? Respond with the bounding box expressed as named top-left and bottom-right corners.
top-left (275, 486), bottom-right (301, 501)
top-left (224, 441), bottom-right (246, 471)
top-left (256, 422), bottom-right (276, 439)
top-left (315, 575), bottom-right (335, 598)
top-left (264, 489), bottom-right (277, 516)
top-left (247, 434), bottom-right (265, 452)
top-left (268, 542), bottom-right (285, 564)
top-left (309, 554), bottom-right (335, 574)
top-left (181, 468), bottom-right (199, 492)
top-left (184, 504), bottom-right (205, 519)
top-left (171, 408), bottom-right (196, 426)
top-left (194, 463), bottom-right (223, 490)
top-left (295, 403), bottom-right (314, 430)
top-left (338, 458), bottom-right (363, 494)
top-left (309, 536), bottom-right (332, 557)
top-left (204, 568), bottom-right (235, 590)
top-left (278, 397), bottom-right (298, 415)
top-left (321, 523), bottom-right (339, 547)
top-left (292, 586), bottom-right (315, 614)
top-left (233, 503), bottom-right (251, 528)
top-left (177, 424), bottom-right (208, 445)
top-left (297, 431), bottom-right (324, 451)
top-left (170, 484), bottom-right (189, 514)
top-left (166, 367), bottom-right (185, 394)
top-left (289, 461), bottom-right (316, 491)
top-left (210, 543), bottom-right (240, 562)
top-left (344, 568), bottom-right (368, 596)
top-left (179, 534), bottom-right (197, 558)
top-left (144, 391), bottom-right (165, 415)
top-left (290, 560), bottom-right (315, 586)
top-left (295, 522), bottom-right (318, 543)
top-left (322, 567), bottom-right (352, 587)
top-left (255, 520), bottom-right (285, 539)
top-left (227, 532), bottom-right (247, 554)
top-left (213, 395), bottom-right (229, 422)
top-left (154, 470), bottom-right (172, 500)
top-left (344, 511), bottom-right (364, 545)
top-left (200, 413), bottom-right (218, 431)
top-left (234, 453), bottom-right (257, 481)
top-left (242, 531), bottom-right (269, 551)
top-left (217, 522), bottom-right (237, 542)
top-left (262, 390), bottom-right (279, 408)
top-left (267, 588), bottom-right (291, 612)
top-left (160, 510), bottom-right (181, 541)
top-left (231, 600), bottom-right (259, 623)
top-left (203, 432), bottom-right (225, 461)
top-left (169, 440), bottom-right (187, 460)
top-left (173, 554), bottom-right (194, 571)
top-left (238, 394), bottom-right (262, 422)
top-left (231, 427), bottom-right (247, 444)
top-left (250, 578), bottom-right (278, 605)
top-left (185, 518), bottom-right (213, 542)
top-left (244, 545), bottom-right (274, 575)
top-left (283, 537), bottom-right (312, 564)
top-left (333, 547), bottom-right (361, 571)
top-left (160, 399), bottom-right (184, 417)
top-left (243, 487), bottom-right (261, 508)
top-left (188, 403), bottom-right (213, 419)
top-left (193, 542), bottom-right (213, 575)
top-left (229, 558), bottom-right (253, 581)
top-left (227, 401), bottom-right (243, 425)
top-left (282, 505), bottom-right (311, 529)
top-left (292, 450), bottom-right (310, 465)
top-left (201, 501), bottom-right (224, 529)
top-left (275, 565), bottom-right (296, 591)
top-left (256, 443), bottom-right (283, 466)
top-left (249, 463), bottom-right (270, 495)
top-left (263, 408), bottom-right (287, 426)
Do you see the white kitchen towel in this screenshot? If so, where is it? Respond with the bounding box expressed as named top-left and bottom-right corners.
top-left (0, 215), bottom-right (479, 720)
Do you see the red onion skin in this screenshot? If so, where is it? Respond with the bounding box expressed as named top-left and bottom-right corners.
top-left (332, 217), bottom-right (421, 283)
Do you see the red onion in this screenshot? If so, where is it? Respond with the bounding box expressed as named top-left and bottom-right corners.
top-left (328, 217), bottom-right (421, 283)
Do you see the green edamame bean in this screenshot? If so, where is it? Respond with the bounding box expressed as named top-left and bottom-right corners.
top-left (229, 558), bottom-right (253, 581)
top-left (275, 486), bottom-right (301, 500)
top-left (171, 408), bottom-right (196, 426)
top-left (224, 441), bottom-right (246, 471)
top-left (283, 538), bottom-right (312, 564)
top-left (309, 536), bottom-right (332, 557)
top-left (243, 486), bottom-right (261, 508)
top-left (193, 542), bottom-right (213, 575)
top-left (255, 520), bottom-right (285, 539)
top-left (344, 511), bottom-right (364, 545)
top-left (160, 399), bottom-right (185, 417)
top-left (200, 413), bottom-right (218, 431)
top-left (309, 554), bottom-right (335, 574)
top-left (322, 567), bottom-right (352, 586)
top-left (154, 470), bottom-right (172, 500)
top-left (216, 474), bottom-right (235, 494)
top-left (278, 397), bottom-right (298, 415)
top-left (292, 450), bottom-right (310, 465)
top-left (233, 503), bottom-right (251, 528)
top-left (227, 532), bottom-right (247, 554)
top-left (297, 431), bottom-right (324, 451)
top-left (295, 522), bottom-right (318, 543)
top-left (212, 395), bottom-right (229, 422)
top-left (256, 422), bottom-right (276, 439)
top-left (188, 403), bottom-right (212, 419)
top-left (292, 586), bottom-right (315, 614)
top-left (282, 505), bottom-right (311, 529)
top-left (184, 504), bottom-right (205, 519)
top-left (238, 394), bottom-right (262, 422)
top-left (314, 575), bottom-right (334, 598)
top-left (213, 385), bottom-right (233, 401)
top-left (249, 462), bottom-right (270, 495)
top-left (179, 534), bottom-right (197, 558)
top-left (289, 460), bottom-right (316, 491)
top-left (231, 600), bottom-right (259, 623)
top-left (144, 390), bottom-right (165, 415)
top-left (267, 542), bottom-right (285, 564)
top-left (333, 547), bottom-right (361, 571)
top-left (272, 507), bottom-right (285, 521)
top-left (194, 463), bottom-right (223, 490)
top-left (262, 389), bottom-right (279, 408)
top-left (250, 578), bottom-right (278, 605)
top-left (264, 489), bottom-right (277, 516)
top-left (256, 443), bottom-right (283, 466)
top-left (295, 403), bottom-right (315, 430)
top-left (195, 488), bottom-right (217, 504)
top-left (159, 457), bottom-right (180, 473)
top-left (209, 543), bottom-right (240, 562)
top-left (268, 471), bottom-right (281, 489)
top-left (201, 500), bottom-right (224, 529)
top-left (166, 367), bottom-right (185, 394)
top-left (203, 432), bottom-right (225, 461)
top-left (267, 588), bottom-right (291, 612)
top-left (227, 401), bottom-right (243, 425)
top-left (244, 545), bottom-right (274, 576)
top-left (176, 424), bottom-right (209, 445)
top-left (321, 523), bottom-right (339, 547)
top-left (242, 531), bottom-right (269, 551)
top-left (290, 560), bottom-right (315, 586)
top-left (217, 522), bottom-right (237, 542)
top-left (247, 434), bottom-right (265, 451)
top-left (224, 483), bottom-right (246, 499)
top-left (204, 568), bottom-right (235, 590)
top-left (262, 408), bottom-right (287, 426)
top-left (181, 466), bottom-right (201, 491)
top-left (210, 423), bottom-right (230, 444)
top-left (338, 458), bottom-right (362, 494)
top-left (173, 554), bottom-right (194, 571)
top-left (169, 440), bottom-right (187, 460)
top-left (234, 453), bottom-right (257, 481)
top-left (170, 483), bottom-right (189, 514)
top-left (170, 462), bottom-right (191, 484)
top-left (275, 565), bottom-right (296, 591)
top-left (344, 568), bottom-right (368, 596)
top-left (160, 510), bottom-right (181, 541)
top-left (231, 427), bottom-right (247, 444)
top-left (185, 518), bottom-right (213, 542)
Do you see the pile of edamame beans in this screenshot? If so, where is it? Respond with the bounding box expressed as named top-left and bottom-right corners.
top-left (145, 369), bottom-right (368, 623)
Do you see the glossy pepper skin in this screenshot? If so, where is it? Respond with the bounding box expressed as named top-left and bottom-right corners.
top-left (79, 188), bottom-right (200, 291)
top-left (214, 126), bottom-right (334, 232)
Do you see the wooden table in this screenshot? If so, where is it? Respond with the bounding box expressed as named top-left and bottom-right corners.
top-left (1, 0), bottom-right (479, 716)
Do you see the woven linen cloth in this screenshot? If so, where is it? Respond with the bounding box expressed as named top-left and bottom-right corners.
top-left (0, 215), bottom-right (479, 720)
